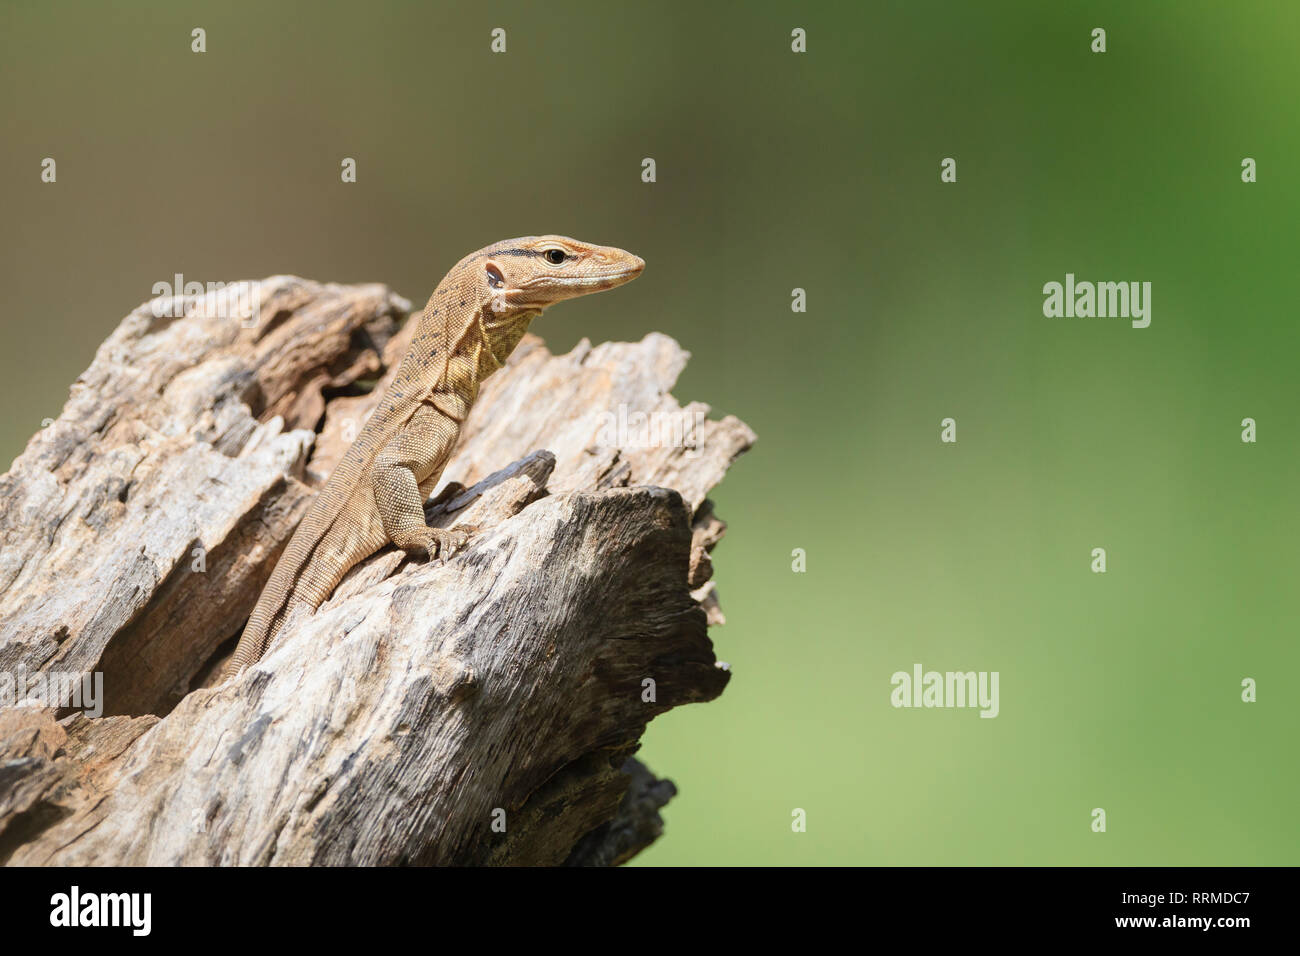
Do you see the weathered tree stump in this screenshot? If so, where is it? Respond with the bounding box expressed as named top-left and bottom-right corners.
top-left (0, 277), bottom-right (753, 865)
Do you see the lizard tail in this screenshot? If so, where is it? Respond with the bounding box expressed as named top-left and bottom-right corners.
top-left (222, 514), bottom-right (325, 680)
top-left (223, 578), bottom-right (291, 680)
top-left (221, 492), bottom-right (380, 680)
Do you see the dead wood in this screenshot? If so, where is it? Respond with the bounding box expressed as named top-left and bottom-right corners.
top-left (0, 277), bottom-right (753, 865)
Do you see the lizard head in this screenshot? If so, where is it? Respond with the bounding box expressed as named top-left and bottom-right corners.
top-left (479, 235), bottom-right (645, 314)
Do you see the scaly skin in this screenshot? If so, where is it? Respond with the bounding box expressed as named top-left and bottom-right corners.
top-left (223, 236), bottom-right (645, 678)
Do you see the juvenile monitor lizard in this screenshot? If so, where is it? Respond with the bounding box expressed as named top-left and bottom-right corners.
top-left (223, 236), bottom-right (645, 678)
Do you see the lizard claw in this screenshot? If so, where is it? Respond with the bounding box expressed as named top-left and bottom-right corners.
top-left (402, 525), bottom-right (476, 563)
top-left (437, 525), bottom-right (479, 562)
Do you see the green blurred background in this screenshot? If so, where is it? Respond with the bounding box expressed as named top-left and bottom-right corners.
top-left (2, 0), bottom-right (1296, 865)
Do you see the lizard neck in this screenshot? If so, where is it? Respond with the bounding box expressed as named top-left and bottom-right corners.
top-left (477, 304), bottom-right (539, 379)
top-left (431, 303), bottom-right (537, 414)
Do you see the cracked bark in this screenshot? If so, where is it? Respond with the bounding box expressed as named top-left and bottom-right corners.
top-left (0, 277), bottom-right (753, 866)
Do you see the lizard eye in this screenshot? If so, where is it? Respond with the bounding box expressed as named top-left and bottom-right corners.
top-left (543, 249), bottom-right (566, 265)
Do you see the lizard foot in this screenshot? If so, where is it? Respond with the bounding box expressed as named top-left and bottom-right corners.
top-left (398, 525), bottom-right (476, 563)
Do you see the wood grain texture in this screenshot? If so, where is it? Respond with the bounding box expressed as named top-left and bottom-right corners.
top-left (0, 277), bottom-right (753, 866)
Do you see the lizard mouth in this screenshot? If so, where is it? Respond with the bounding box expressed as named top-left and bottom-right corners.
top-left (530, 266), bottom-right (644, 293)
top-left (598, 267), bottom-right (643, 283)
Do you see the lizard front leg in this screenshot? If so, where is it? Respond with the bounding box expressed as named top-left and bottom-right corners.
top-left (371, 403), bottom-right (471, 560)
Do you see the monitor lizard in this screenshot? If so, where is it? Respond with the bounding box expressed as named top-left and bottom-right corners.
top-left (223, 236), bottom-right (645, 679)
